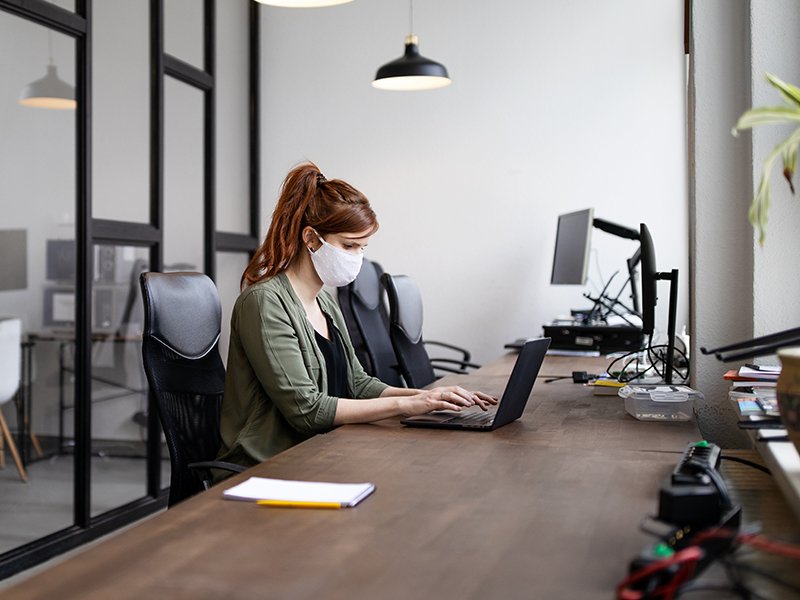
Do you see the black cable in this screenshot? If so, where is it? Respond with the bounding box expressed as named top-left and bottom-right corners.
top-left (720, 455), bottom-right (772, 476)
top-left (540, 375), bottom-right (571, 383)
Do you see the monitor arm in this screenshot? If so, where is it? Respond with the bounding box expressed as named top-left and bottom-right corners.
top-left (593, 218), bottom-right (640, 241)
top-left (593, 218), bottom-right (643, 316)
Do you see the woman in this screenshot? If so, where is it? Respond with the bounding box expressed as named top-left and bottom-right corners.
top-left (217, 162), bottom-right (496, 469)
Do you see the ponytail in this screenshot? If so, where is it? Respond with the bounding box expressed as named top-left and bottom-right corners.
top-left (241, 162), bottom-right (378, 289)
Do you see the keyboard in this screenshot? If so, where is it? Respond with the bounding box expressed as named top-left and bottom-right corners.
top-left (447, 411), bottom-right (495, 425)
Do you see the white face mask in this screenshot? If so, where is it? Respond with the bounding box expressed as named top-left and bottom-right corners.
top-left (308, 234), bottom-right (364, 287)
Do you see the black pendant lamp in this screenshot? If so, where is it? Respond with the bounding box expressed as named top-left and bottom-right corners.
top-left (372, 0), bottom-right (451, 91)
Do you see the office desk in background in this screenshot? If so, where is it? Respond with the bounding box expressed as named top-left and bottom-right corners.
top-left (19, 331), bottom-right (145, 463)
top-left (5, 354), bottom-right (799, 599)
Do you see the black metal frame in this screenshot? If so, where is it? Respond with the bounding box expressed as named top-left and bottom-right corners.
top-left (0, 0), bottom-right (260, 580)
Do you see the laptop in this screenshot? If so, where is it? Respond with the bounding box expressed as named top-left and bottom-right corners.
top-left (401, 337), bottom-right (551, 431)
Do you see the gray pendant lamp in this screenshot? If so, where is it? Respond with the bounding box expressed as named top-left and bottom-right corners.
top-left (19, 32), bottom-right (76, 110)
top-left (372, 0), bottom-right (451, 91)
top-left (254, 0), bottom-right (353, 7)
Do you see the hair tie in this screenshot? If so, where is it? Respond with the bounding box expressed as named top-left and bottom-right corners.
top-left (317, 172), bottom-right (326, 185)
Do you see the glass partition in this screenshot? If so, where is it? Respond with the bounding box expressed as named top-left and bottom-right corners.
top-left (216, 0), bottom-right (250, 235)
top-left (216, 252), bottom-right (249, 364)
top-left (0, 12), bottom-right (76, 553)
top-left (89, 245), bottom-right (168, 516)
top-left (165, 0), bottom-right (204, 69)
top-left (92, 0), bottom-right (150, 223)
top-left (164, 78), bottom-right (205, 272)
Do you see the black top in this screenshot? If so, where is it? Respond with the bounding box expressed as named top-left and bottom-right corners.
top-left (314, 315), bottom-right (348, 398)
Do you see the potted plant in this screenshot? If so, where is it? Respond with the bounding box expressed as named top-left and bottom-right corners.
top-left (732, 73), bottom-right (800, 245)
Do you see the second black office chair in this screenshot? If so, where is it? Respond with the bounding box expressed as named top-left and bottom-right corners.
top-left (140, 272), bottom-right (245, 507)
top-left (337, 259), bottom-right (404, 387)
top-left (381, 273), bottom-right (480, 388)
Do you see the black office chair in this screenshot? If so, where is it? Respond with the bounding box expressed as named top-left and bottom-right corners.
top-left (140, 272), bottom-right (245, 507)
top-left (337, 259), bottom-right (404, 387)
top-left (381, 273), bottom-right (480, 388)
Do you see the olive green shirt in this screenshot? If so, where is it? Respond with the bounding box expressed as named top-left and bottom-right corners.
top-left (216, 272), bottom-right (388, 470)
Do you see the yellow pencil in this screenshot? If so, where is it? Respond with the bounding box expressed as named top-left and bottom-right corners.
top-left (256, 499), bottom-right (344, 509)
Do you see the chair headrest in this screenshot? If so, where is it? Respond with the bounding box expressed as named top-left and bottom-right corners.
top-left (388, 275), bottom-right (424, 345)
top-left (140, 272), bottom-right (221, 359)
top-left (351, 260), bottom-right (382, 310)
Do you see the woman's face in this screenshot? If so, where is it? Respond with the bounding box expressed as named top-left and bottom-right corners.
top-left (305, 227), bottom-right (373, 255)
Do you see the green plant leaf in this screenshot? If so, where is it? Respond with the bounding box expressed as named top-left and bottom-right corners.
top-left (732, 106), bottom-right (800, 136)
top-left (748, 127), bottom-right (800, 244)
top-left (766, 73), bottom-right (800, 108)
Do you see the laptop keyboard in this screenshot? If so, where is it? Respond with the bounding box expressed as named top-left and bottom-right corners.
top-left (449, 411), bottom-right (495, 425)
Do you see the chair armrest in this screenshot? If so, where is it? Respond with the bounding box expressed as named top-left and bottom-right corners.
top-left (424, 339), bottom-right (472, 363)
top-left (188, 460), bottom-right (247, 474)
top-left (429, 357), bottom-right (481, 370)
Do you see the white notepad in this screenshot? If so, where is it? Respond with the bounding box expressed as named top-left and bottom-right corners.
top-left (223, 476), bottom-right (375, 508)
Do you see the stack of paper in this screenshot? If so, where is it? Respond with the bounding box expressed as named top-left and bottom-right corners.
top-left (223, 477), bottom-right (375, 509)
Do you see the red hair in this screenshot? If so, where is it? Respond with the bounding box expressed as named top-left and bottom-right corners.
top-left (242, 162), bottom-right (378, 289)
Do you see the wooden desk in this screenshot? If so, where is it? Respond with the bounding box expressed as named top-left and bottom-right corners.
top-left (6, 354), bottom-right (798, 599)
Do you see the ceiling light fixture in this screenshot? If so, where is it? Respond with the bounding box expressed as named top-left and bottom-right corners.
top-left (19, 31), bottom-right (76, 110)
top-left (372, 0), bottom-right (451, 91)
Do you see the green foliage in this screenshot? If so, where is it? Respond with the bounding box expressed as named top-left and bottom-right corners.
top-left (732, 73), bottom-right (800, 245)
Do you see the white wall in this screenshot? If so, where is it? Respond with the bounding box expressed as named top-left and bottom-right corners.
top-left (690, 0), bottom-right (800, 447)
top-left (259, 0), bottom-right (689, 366)
top-left (750, 1), bottom-right (800, 336)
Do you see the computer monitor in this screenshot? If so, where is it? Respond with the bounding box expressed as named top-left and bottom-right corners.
top-left (550, 208), bottom-right (594, 285)
top-left (639, 223), bottom-right (657, 337)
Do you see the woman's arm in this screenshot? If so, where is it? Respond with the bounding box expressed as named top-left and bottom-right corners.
top-left (332, 386), bottom-right (498, 426)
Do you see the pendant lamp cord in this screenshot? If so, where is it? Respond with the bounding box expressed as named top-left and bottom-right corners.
top-left (408, 0), bottom-right (414, 35)
top-left (47, 30), bottom-right (54, 66)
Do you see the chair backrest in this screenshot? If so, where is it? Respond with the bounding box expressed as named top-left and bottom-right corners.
top-left (337, 260), bottom-right (403, 387)
top-left (140, 272), bottom-right (226, 506)
top-left (380, 273), bottom-right (437, 389)
top-left (0, 318), bottom-right (22, 405)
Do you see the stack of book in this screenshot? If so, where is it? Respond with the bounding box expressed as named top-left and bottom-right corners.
top-left (725, 365), bottom-right (780, 418)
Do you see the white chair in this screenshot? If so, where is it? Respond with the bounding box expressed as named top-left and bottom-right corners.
top-left (0, 317), bottom-right (27, 482)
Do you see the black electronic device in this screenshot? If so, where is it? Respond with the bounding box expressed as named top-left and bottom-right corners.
top-left (46, 239), bottom-right (76, 282)
top-left (639, 223), bottom-right (679, 383)
top-left (550, 208), bottom-right (593, 285)
top-left (639, 224), bottom-right (657, 337)
top-left (658, 441), bottom-right (732, 528)
top-left (542, 322), bottom-right (643, 354)
top-left (402, 338), bottom-right (550, 430)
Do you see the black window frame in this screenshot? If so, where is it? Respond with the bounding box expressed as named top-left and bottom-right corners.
top-left (0, 0), bottom-right (260, 579)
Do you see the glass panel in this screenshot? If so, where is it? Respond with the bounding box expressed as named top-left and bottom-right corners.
top-left (216, 0), bottom-right (250, 234)
top-left (215, 252), bottom-right (249, 364)
top-left (164, 78), bottom-right (204, 272)
top-left (89, 245), bottom-right (163, 517)
top-left (0, 15), bottom-right (76, 552)
top-left (46, 0), bottom-right (75, 12)
top-left (165, 0), bottom-right (204, 70)
top-left (92, 0), bottom-right (150, 223)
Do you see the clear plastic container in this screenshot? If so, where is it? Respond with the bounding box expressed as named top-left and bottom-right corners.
top-left (619, 384), bottom-right (703, 421)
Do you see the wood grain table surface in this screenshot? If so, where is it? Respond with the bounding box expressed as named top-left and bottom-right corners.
top-left (7, 354), bottom-right (797, 599)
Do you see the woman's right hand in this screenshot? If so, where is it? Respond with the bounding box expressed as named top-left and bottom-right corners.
top-left (398, 386), bottom-right (494, 416)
